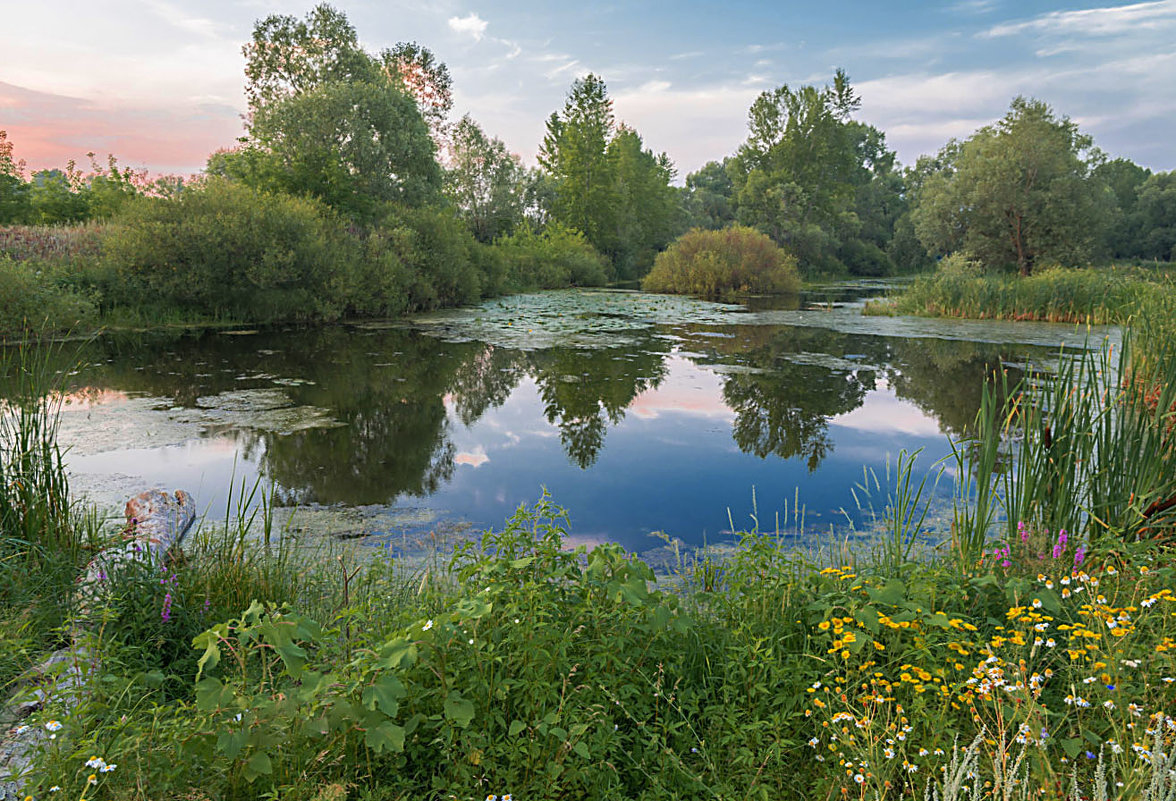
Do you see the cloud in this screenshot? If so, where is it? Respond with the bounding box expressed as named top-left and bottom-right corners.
top-left (982, 0), bottom-right (1176, 38)
top-left (454, 447), bottom-right (490, 467)
top-left (448, 12), bottom-right (488, 41)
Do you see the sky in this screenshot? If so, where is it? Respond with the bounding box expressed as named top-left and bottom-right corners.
top-left (2, 0), bottom-right (1174, 180)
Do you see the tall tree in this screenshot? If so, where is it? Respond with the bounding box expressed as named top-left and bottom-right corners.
top-left (604, 125), bottom-right (681, 277)
top-left (445, 115), bottom-right (526, 242)
top-left (912, 97), bottom-right (1107, 276)
top-left (728, 70), bottom-right (902, 275)
top-left (538, 75), bottom-right (679, 278)
top-left (221, 3), bottom-right (443, 218)
top-left (538, 74), bottom-right (617, 253)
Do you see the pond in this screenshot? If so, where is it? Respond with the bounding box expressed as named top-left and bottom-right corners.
top-left (11, 283), bottom-right (1116, 561)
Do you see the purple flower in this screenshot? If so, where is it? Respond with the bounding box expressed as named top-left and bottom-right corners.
top-left (161, 592), bottom-right (173, 623)
top-left (1018, 521), bottom-right (1029, 543)
top-left (1001, 559), bottom-right (1011, 567)
top-left (1074, 546), bottom-right (1086, 566)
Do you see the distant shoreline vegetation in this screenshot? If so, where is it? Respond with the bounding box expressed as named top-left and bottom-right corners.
top-left (1, 3), bottom-right (1173, 340)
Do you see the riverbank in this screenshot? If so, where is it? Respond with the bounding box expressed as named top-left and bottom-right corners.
top-left (3, 328), bottom-right (1175, 799)
top-left (863, 260), bottom-right (1176, 325)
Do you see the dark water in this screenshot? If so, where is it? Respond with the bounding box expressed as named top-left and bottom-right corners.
top-left (9, 285), bottom-right (1114, 557)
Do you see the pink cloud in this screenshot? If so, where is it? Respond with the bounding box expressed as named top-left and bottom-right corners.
top-left (0, 81), bottom-right (243, 175)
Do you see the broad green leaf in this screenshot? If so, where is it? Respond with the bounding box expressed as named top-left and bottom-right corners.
top-left (443, 691), bottom-right (476, 727)
top-left (364, 721), bottom-right (406, 754)
top-left (244, 751), bottom-right (273, 781)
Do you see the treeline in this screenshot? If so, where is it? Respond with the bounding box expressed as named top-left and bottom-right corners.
top-left (678, 84), bottom-right (1175, 279)
top-left (0, 5), bottom-right (675, 336)
top-left (3, 3), bottom-right (1176, 336)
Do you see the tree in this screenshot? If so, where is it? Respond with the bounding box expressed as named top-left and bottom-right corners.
top-left (727, 70), bottom-right (903, 275)
top-left (0, 131), bottom-right (30, 224)
top-left (378, 43), bottom-right (453, 144)
top-left (604, 125), bottom-right (681, 277)
top-left (445, 115), bottom-right (526, 242)
top-left (682, 160), bottom-right (735, 230)
top-left (538, 75), bottom-right (679, 278)
top-left (224, 3), bottom-right (443, 218)
top-left (1134, 172), bottom-right (1176, 261)
top-left (912, 97), bottom-right (1107, 276)
top-left (538, 74), bottom-right (617, 254)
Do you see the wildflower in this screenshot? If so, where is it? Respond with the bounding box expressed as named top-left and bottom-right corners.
top-left (49, 788), bottom-right (60, 793)
top-left (468, 638), bottom-right (474, 645)
top-left (161, 592), bottom-right (173, 623)
top-left (44, 721), bottom-right (62, 732)
top-left (1074, 546), bottom-right (1085, 566)
top-left (85, 757), bottom-right (107, 770)
top-left (100, 764), bottom-right (116, 773)
top-left (422, 619), bottom-right (434, 631)
top-left (854, 774), bottom-right (865, 784)
top-left (87, 775), bottom-right (97, 786)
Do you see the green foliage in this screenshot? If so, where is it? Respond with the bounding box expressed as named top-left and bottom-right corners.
top-left (912, 97), bottom-right (1108, 276)
top-left (0, 255), bottom-right (97, 339)
top-left (229, 3), bottom-right (442, 219)
top-left (876, 259), bottom-right (1165, 324)
top-left (642, 226), bottom-right (800, 299)
top-left (445, 115), bottom-right (528, 243)
top-left (0, 344), bottom-right (97, 688)
top-left (101, 178), bottom-right (358, 323)
top-left (364, 204), bottom-right (505, 312)
top-left (727, 71), bottom-right (907, 276)
top-left (539, 75), bottom-right (681, 279)
top-left (492, 223), bottom-right (610, 290)
top-left (1134, 171), bottom-right (1176, 261)
top-left (681, 159), bottom-right (736, 231)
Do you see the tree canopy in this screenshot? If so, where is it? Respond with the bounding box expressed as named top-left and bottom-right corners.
top-left (538, 75), bottom-right (681, 279)
top-left (726, 70), bottom-right (907, 275)
top-left (912, 97), bottom-right (1107, 276)
top-left (216, 3), bottom-right (444, 219)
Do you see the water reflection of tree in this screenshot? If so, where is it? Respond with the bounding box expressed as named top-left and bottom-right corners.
top-left (886, 339), bottom-right (1027, 439)
top-left (683, 326), bottom-right (878, 470)
top-left (528, 341), bottom-right (670, 468)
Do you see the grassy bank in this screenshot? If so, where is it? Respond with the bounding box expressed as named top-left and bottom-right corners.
top-left (864, 258), bottom-right (1176, 325)
top-left (3, 331), bottom-right (1176, 799)
top-left (0, 183), bottom-right (615, 343)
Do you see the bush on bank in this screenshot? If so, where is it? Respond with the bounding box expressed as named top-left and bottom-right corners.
top-left (642, 226), bottom-right (801, 299)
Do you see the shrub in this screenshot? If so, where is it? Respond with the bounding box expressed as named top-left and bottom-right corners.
top-left (492, 223), bottom-right (611, 290)
top-left (0, 255), bottom-right (96, 339)
top-left (367, 205), bottom-right (500, 313)
top-left (101, 179), bottom-right (359, 323)
top-left (642, 226), bottom-right (800, 299)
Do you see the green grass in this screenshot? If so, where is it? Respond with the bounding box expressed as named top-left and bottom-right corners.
top-left (865, 259), bottom-right (1175, 325)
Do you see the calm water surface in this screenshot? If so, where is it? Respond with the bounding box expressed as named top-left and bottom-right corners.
top-left (14, 283), bottom-right (1115, 558)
